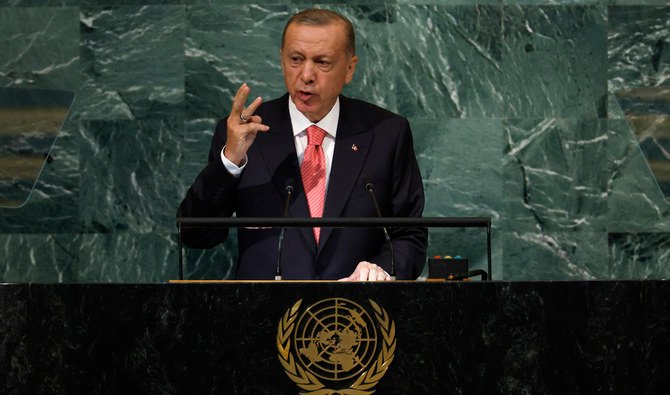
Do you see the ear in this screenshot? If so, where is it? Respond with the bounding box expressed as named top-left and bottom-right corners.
top-left (279, 49), bottom-right (284, 75)
top-left (344, 55), bottom-right (358, 84)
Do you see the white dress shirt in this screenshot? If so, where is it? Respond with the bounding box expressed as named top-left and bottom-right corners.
top-left (220, 96), bottom-right (340, 193)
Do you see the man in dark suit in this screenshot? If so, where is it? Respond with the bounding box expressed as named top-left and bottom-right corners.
top-left (179, 9), bottom-right (426, 281)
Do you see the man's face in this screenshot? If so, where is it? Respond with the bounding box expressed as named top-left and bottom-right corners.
top-left (280, 22), bottom-right (358, 122)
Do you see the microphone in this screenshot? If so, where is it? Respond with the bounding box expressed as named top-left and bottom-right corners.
top-left (365, 182), bottom-right (396, 280)
top-left (276, 179), bottom-right (294, 280)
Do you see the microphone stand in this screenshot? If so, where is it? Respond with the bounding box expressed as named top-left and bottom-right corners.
top-left (177, 216), bottom-right (493, 281)
top-left (275, 185), bottom-right (293, 280)
top-left (366, 183), bottom-right (396, 280)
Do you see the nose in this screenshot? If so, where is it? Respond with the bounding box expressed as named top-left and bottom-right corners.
top-left (300, 61), bottom-right (316, 85)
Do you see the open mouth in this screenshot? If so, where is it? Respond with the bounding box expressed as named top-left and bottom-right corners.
top-left (297, 90), bottom-right (314, 101)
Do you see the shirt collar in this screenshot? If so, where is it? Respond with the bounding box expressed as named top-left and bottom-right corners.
top-left (288, 95), bottom-right (339, 138)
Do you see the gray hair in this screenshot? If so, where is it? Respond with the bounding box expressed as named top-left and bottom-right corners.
top-left (281, 9), bottom-right (356, 57)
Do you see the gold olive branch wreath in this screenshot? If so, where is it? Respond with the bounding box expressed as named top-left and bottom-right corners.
top-left (277, 299), bottom-right (396, 395)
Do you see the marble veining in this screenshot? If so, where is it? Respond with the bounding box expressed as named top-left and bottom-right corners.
top-left (501, 5), bottom-right (607, 117)
top-left (79, 5), bottom-right (185, 120)
top-left (0, 7), bottom-right (79, 90)
top-left (395, 5), bottom-right (503, 118)
top-left (78, 118), bottom-right (185, 233)
top-left (609, 232), bottom-right (670, 279)
top-left (1, 3), bottom-right (670, 282)
top-left (504, 118), bottom-right (609, 233)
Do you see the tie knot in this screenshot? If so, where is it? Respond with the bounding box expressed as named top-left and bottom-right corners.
top-left (306, 125), bottom-right (327, 146)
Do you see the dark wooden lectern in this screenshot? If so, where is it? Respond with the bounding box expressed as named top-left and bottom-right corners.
top-left (0, 281), bottom-right (668, 393)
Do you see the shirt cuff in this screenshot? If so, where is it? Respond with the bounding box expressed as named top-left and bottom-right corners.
top-left (220, 146), bottom-right (247, 178)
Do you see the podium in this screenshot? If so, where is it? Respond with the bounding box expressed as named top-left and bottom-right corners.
top-left (1, 280), bottom-right (668, 393)
top-left (176, 216), bottom-right (493, 280)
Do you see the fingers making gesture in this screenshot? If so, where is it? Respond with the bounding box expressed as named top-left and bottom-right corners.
top-left (223, 83), bottom-right (270, 166)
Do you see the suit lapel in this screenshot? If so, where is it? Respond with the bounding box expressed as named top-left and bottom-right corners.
top-left (254, 95), bottom-right (315, 251)
top-left (255, 95), bottom-right (374, 254)
top-left (318, 96), bottom-right (374, 252)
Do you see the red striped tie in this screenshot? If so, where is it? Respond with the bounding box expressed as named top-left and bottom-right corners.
top-left (301, 125), bottom-right (327, 244)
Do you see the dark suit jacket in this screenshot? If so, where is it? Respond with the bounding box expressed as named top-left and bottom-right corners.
top-left (179, 94), bottom-right (427, 280)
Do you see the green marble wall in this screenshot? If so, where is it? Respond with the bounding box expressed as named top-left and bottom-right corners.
top-left (0, 1), bottom-right (668, 282)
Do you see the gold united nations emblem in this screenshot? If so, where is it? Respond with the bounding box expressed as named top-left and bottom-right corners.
top-left (277, 298), bottom-right (396, 394)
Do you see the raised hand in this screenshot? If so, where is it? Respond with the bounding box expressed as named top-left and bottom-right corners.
top-left (224, 83), bottom-right (270, 166)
